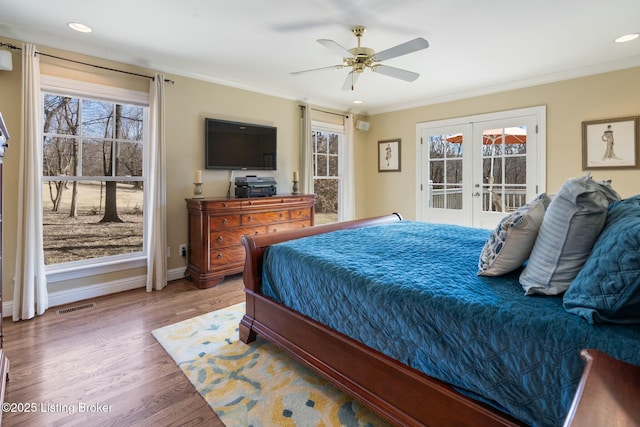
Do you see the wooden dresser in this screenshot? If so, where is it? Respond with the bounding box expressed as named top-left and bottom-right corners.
top-left (185, 194), bottom-right (316, 288)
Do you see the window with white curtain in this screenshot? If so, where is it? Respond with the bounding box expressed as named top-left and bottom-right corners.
top-left (41, 76), bottom-right (149, 279)
top-left (312, 121), bottom-right (344, 224)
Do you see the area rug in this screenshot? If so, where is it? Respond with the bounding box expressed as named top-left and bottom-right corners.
top-left (152, 303), bottom-right (390, 427)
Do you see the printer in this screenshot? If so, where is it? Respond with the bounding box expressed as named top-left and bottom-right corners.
top-left (234, 176), bottom-right (277, 198)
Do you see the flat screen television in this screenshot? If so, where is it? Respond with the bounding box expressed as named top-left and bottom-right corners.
top-left (205, 118), bottom-right (277, 170)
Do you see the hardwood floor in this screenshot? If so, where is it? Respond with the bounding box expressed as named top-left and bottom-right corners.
top-left (2, 275), bottom-right (246, 427)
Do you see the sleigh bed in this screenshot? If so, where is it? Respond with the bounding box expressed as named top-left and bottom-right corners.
top-left (239, 207), bottom-right (640, 426)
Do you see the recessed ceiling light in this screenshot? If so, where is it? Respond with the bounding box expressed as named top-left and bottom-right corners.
top-left (353, 100), bottom-right (363, 104)
top-left (615, 33), bottom-right (639, 43)
top-left (67, 22), bottom-right (93, 33)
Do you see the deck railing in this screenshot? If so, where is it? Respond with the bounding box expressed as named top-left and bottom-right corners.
top-left (427, 184), bottom-right (527, 212)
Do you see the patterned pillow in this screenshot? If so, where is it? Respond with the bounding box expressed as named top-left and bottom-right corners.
top-left (519, 174), bottom-right (620, 295)
top-left (563, 195), bottom-right (640, 323)
top-left (478, 193), bottom-right (550, 276)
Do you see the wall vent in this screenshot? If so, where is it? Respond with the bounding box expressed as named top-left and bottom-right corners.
top-left (56, 303), bottom-right (95, 315)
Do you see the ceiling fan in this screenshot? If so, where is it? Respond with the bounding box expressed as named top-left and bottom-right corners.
top-left (291, 26), bottom-right (429, 91)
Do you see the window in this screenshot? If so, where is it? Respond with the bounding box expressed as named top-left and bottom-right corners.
top-left (312, 123), bottom-right (343, 224)
top-left (41, 77), bottom-right (148, 271)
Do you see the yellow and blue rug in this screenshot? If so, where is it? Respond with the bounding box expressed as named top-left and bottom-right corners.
top-left (152, 302), bottom-right (390, 427)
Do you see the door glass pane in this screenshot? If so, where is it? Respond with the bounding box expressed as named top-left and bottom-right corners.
top-left (445, 185), bottom-right (463, 209)
top-left (427, 134), bottom-right (463, 210)
top-left (505, 157), bottom-right (526, 184)
top-left (428, 135), bottom-right (446, 159)
top-left (446, 159), bottom-right (463, 183)
top-left (480, 126), bottom-right (527, 213)
top-left (447, 139), bottom-right (463, 158)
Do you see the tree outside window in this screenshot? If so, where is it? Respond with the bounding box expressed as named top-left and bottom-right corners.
top-left (42, 93), bottom-right (145, 265)
top-left (312, 129), bottom-right (341, 224)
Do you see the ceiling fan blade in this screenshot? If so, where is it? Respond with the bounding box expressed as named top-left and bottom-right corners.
top-left (373, 65), bottom-right (419, 82)
top-left (318, 39), bottom-right (355, 58)
top-left (374, 37), bottom-right (429, 62)
top-left (290, 64), bottom-right (344, 75)
top-left (342, 71), bottom-right (360, 91)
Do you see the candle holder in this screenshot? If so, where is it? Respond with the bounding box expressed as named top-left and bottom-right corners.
top-left (193, 182), bottom-right (203, 198)
top-left (292, 180), bottom-right (299, 195)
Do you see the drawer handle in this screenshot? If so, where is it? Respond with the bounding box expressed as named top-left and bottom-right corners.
top-left (217, 236), bottom-right (224, 243)
top-left (223, 203), bottom-right (227, 208)
top-left (279, 213), bottom-right (284, 218)
top-left (254, 231), bottom-right (259, 235)
top-left (247, 216), bottom-right (253, 222)
top-left (222, 218), bottom-right (228, 224)
top-left (217, 253), bottom-right (224, 259)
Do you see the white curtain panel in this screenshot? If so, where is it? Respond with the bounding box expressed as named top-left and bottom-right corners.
top-left (339, 114), bottom-right (355, 221)
top-left (145, 73), bottom-right (167, 291)
top-left (13, 43), bottom-right (48, 320)
top-left (300, 103), bottom-right (314, 195)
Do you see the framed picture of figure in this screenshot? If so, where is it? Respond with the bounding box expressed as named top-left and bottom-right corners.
top-left (378, 139), bottom-right (401, 172)
top-left (582, 116), bottom-right (639, 169)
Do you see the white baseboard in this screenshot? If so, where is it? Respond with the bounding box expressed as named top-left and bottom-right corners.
top-left (3, 267), bottom-right (187, 318)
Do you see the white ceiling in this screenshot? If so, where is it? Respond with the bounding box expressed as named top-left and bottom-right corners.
top-left (1, 0), bottom-right (640, 115)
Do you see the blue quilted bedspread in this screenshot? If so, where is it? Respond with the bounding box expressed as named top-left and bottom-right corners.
top-left (261, 221), bottom-right (640, 427)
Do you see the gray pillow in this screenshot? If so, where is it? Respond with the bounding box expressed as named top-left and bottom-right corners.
top-left (478, 193), bottom-right (550, 276)
top-left (519, 174), bottom-right (620, 295)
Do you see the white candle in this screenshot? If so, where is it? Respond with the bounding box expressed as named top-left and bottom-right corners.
top-left (293, 171), bottom-right (298, 181)
top-left (194, 169), bottom-right (202, 183)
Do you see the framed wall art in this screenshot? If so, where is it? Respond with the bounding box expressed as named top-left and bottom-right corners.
top-left (582, 116), bottom-right (639, 169)
top-left (378, 139), bottom-right (401, 172)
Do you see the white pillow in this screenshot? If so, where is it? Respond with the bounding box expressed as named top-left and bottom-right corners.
top-left (478, 193), bottom-right (550, 276)
top-left (519, 175), bottom-right (620, 295)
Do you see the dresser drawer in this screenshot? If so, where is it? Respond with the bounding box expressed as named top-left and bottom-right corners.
top-left (209, 214), bottom-right (241, 229)
top-left (210, 227), bottom-right (266, 248)
top-left (208, 246), bottom-right (246, 269)
top-left (290, 208), bottom-right (312, 221)
top-left (206, 200), bottom-right (243, 211)
top-left (267, 220), bottom-right (311, 233)
top-left (242, 210), bottom-right (290, 226)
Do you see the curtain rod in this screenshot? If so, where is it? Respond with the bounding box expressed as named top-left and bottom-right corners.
top-left (0, 42), bottom-right (174, 84)
top-left (299, 104), bottom-right (348, 118)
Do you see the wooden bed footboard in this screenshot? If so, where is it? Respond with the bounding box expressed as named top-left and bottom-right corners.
top-left (239, 213), bottom-right (524, 427)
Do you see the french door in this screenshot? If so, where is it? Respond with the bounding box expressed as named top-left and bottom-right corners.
top-left (417, 107), bottom-right (546, 228)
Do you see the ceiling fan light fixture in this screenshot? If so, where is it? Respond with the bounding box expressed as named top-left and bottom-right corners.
top-left (615, 33), bottom-right (639, 43)
top-left (291, 25), bottom-right (429, 91)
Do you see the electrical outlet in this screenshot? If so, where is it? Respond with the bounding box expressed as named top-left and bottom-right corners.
top-left (179, 244), bottom-right (188, 257)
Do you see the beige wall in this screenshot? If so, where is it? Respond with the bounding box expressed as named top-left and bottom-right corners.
top-left (1, 35), bottom-right (639, 305)
top-left (164, 75), bottom-right (301, 277)
top-left (356, 67), bottom-right (640, 220)
top-left (0, 37), bottom-right (302, 303)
